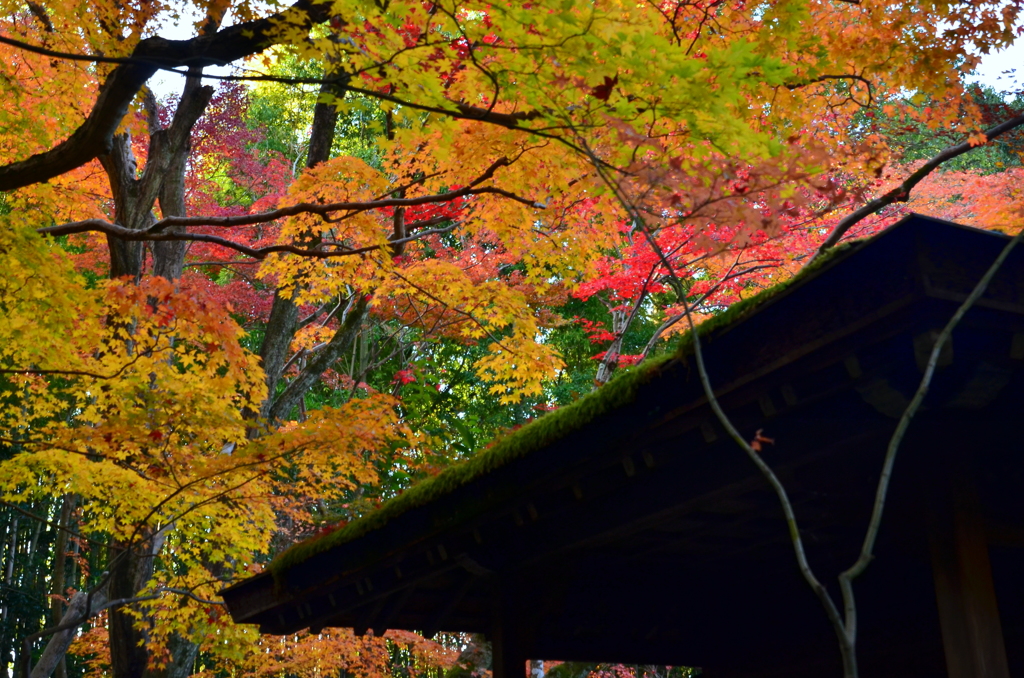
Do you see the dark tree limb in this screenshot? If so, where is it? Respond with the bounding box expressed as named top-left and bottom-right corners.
top-left (0, 0), bottom-right (333, 192)
top-left (267, 296), bottom-right (370, 423)
top-left (811, 112), bottom-right (1024, 262)
top-left (258, 59), bottom-right (350, 417)
top-left (37, 219), bottom-right (394, 260)
top-left (41, 213), bottom-right (461, 262)
top-left (39, 157), bottom-right (538, 240)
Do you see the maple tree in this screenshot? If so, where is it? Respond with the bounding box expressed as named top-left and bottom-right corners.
top-left (1, 0), bottom-right (1024, 678)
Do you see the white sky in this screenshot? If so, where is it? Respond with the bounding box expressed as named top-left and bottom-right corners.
top-left (967, 38), bottom-right (1024, 91)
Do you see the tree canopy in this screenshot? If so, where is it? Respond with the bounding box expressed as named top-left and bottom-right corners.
top-left (1, 0), bottom-right (1023, 677)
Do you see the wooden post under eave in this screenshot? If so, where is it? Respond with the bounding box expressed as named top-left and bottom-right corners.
top-left (490, 585), bottom-right (527, 678)
top-left (929, 471), bottom-right (1010, 678)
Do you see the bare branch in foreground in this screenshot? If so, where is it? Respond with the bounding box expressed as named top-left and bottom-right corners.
top-left (834, 227), bottom-right (1024, 646)
top-left (637, 224), bottom-right (857, 677)
top-left (657, 220), bottom-right (1023, 678)
top-left (810, 112), bottom-right (1024, 262)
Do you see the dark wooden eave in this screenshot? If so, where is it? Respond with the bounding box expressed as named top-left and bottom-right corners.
top-left (223, 215), bottom-right (1024, 677)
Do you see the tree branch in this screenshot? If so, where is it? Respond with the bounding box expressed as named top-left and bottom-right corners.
top-left (25, 589), bottom-right (109, 678)
top-left (39, 216), bottom-right (465, 261)
top-left (810, 112), bottom-right (1024, 262)
top-left (267, 296), bottom-right (370, 423)
top-left (23, 584), bottom-right (224, 678)
top-left (39, 156), bottom-right (539, 239)
top-left (0, 0), bottom-right (333, 192)
top-left (835, 226), bottom-right (1024, 644)
top-left (579, 134), bottom-right (857, 675)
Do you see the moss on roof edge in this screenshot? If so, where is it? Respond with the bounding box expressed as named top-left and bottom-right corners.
top-left (268, 241), bottom-right (860, 585)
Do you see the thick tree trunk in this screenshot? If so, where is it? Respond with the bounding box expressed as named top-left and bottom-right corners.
top-left (258, 290), bottom-right (302, 416)
top-left (100, 78), bottom-right (213, 282)
top-left (151, 74), bottom-right (214, 282)
top-left (99, 134), bottom-right (148, 281)
top-left (306, 80), bottom-right (342, 170)
top-left (150, 138), bottom-right (192, 281)
top-left (22, 62), bottom-right (215, 678)
top-left (107, 538), bottom-right (159, 678)
top-left (100, 76), bottom-right (213, 678)
top-left (141, 633), bottom-right (199, 678)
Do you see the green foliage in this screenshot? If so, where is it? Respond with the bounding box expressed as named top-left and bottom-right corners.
top-left (869, 86), bottom-right (1024, 173)
top-left (246, 52), bottom-right (322, 168)
top-left (245, 51), bottom-right (391, 169)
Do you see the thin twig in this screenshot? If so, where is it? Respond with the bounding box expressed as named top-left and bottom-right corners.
top-left (835, 227), bottom-right (1024, 643)
top-left (578, 135), bottom-right (858, 677)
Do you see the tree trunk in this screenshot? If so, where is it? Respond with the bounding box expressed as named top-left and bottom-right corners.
top-left (141, 633), bottom-right (199, 678)
top-left (29, 590), bottom-right (108, 678)
top-left (258, 66), bottom-right (352, 421)
top-left (2, 515), bottom-right (17, 622)
top-left (595, 303), bottom-right (630, 385)
top-left (99, 133), bottom-right (147, 281)
top-left (267, 297), bottom-right (369, 423)
top-left (49, 496), bottom-right (75, 678)
top-left (151, 73), bottom-right (214, 282)
top-left (96, 75), bottom-right (213, 678)
top-left (258, 290), bottom-right (302, 417)
top-left (99, 78), bottom-right (213, 282)
top-left (107, 539), bottom-right (158, 678)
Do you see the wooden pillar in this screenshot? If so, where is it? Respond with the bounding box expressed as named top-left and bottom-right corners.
top-left (490, 584), bottom-right (527, 678)
top-left (929, 472), bottom-right (1010, 678)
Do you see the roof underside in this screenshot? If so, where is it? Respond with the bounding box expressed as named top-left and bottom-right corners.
top-left (223, 215), bottom-right (1024, 677)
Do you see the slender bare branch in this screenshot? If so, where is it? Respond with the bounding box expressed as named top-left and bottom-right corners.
top-left (835, 227), bottom-right (1024, 643)
top-left (578, 134), bottom-right (858, 676)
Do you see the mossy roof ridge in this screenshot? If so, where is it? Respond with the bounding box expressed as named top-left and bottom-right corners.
top-left (668, 240), bottom-right (858, 360)
top-left (269, 240), bottom-right (862, 581)
top-left (269, 352), bottom-right (673, 580)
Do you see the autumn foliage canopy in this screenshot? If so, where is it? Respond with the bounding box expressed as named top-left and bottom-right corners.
top-left (0, 0), bottom-right (1022, 677)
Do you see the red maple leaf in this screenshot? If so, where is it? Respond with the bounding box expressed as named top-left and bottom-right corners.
top-left (591, 75), bottom-right (618, 101)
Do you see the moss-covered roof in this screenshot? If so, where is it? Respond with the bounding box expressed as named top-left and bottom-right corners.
top-left (269, 241), bottom-right (860, 580)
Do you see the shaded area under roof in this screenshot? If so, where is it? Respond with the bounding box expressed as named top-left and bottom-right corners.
top-left (223, 215), bottom-right (1024, 677)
